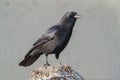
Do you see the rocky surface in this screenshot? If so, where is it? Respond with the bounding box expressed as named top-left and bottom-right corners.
top-left (30, 65), bottom-right (84, 80)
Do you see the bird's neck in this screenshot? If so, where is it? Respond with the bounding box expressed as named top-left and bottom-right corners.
top-left (59, 19), bottom-right (76, 30)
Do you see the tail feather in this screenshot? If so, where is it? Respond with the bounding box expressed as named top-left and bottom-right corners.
top-left (19, 53), bottom-right (41, 67)
top-left (19, 46), bottom-right (43, 67)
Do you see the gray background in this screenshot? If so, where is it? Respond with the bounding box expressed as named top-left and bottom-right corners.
top-left (0, 0), bottom-right (120, 80)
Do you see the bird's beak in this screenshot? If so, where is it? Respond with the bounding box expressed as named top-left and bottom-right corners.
top-left (74, 14), bottom-right (82, 19)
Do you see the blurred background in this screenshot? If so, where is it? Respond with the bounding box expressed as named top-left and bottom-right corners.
top-left (0, 0), bottom-right (120, 80)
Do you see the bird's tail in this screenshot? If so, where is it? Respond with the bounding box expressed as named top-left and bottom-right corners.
top-left (19, 46), bottom-right (43, 67)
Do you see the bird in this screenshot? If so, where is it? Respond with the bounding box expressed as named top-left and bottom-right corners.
top-left (19, 11), bottom-right (80, 67)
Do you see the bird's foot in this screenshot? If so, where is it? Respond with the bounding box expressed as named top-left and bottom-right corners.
top-left (44, 63), bottom-right (50, 66)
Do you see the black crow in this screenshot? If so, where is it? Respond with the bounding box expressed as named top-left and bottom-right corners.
top-left (19, 11), bottom-right (80, 67)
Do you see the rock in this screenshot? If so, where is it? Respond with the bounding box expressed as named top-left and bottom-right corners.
top-left (30, 65), bottom-right (84, 80)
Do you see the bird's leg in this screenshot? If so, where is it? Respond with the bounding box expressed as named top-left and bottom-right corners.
top-left (44, 54), bottom-right (50, 66)
top-left (55, 54), bottom-right (62, 65)
top-left (58, 58), bottom-right (62, 65)
top-left (46, 55), bottom-right (49, 65)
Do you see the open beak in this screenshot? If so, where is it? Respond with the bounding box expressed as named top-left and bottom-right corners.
top-left (74, 14), bottom-right (82, 19)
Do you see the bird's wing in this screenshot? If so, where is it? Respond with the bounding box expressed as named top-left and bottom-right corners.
top-left (25, 30), bottom-right (56, 58)
top-left (33, 34), bottom-right (55, 47)
top-left (33, 31), bottom-right (56, 46)
top-left (33, 25), bottom-right (59, 46)
top-left (33, 37), bottom-right (42, 46)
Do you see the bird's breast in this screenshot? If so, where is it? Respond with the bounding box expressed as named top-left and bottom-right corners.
top-left (53, 29), bottom-right (72, 53)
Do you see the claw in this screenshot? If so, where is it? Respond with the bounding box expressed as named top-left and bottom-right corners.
top-left (44, 63), bottom-right (50, 66)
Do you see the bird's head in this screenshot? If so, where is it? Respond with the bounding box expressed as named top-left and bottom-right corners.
top-left (61, 11), bottom-right (81, 22)
top-left (60, 11), bottom-right (81, 28)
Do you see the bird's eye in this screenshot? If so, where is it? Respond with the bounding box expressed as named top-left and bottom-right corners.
top-left (70, 13), bottom-right (76, 18)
